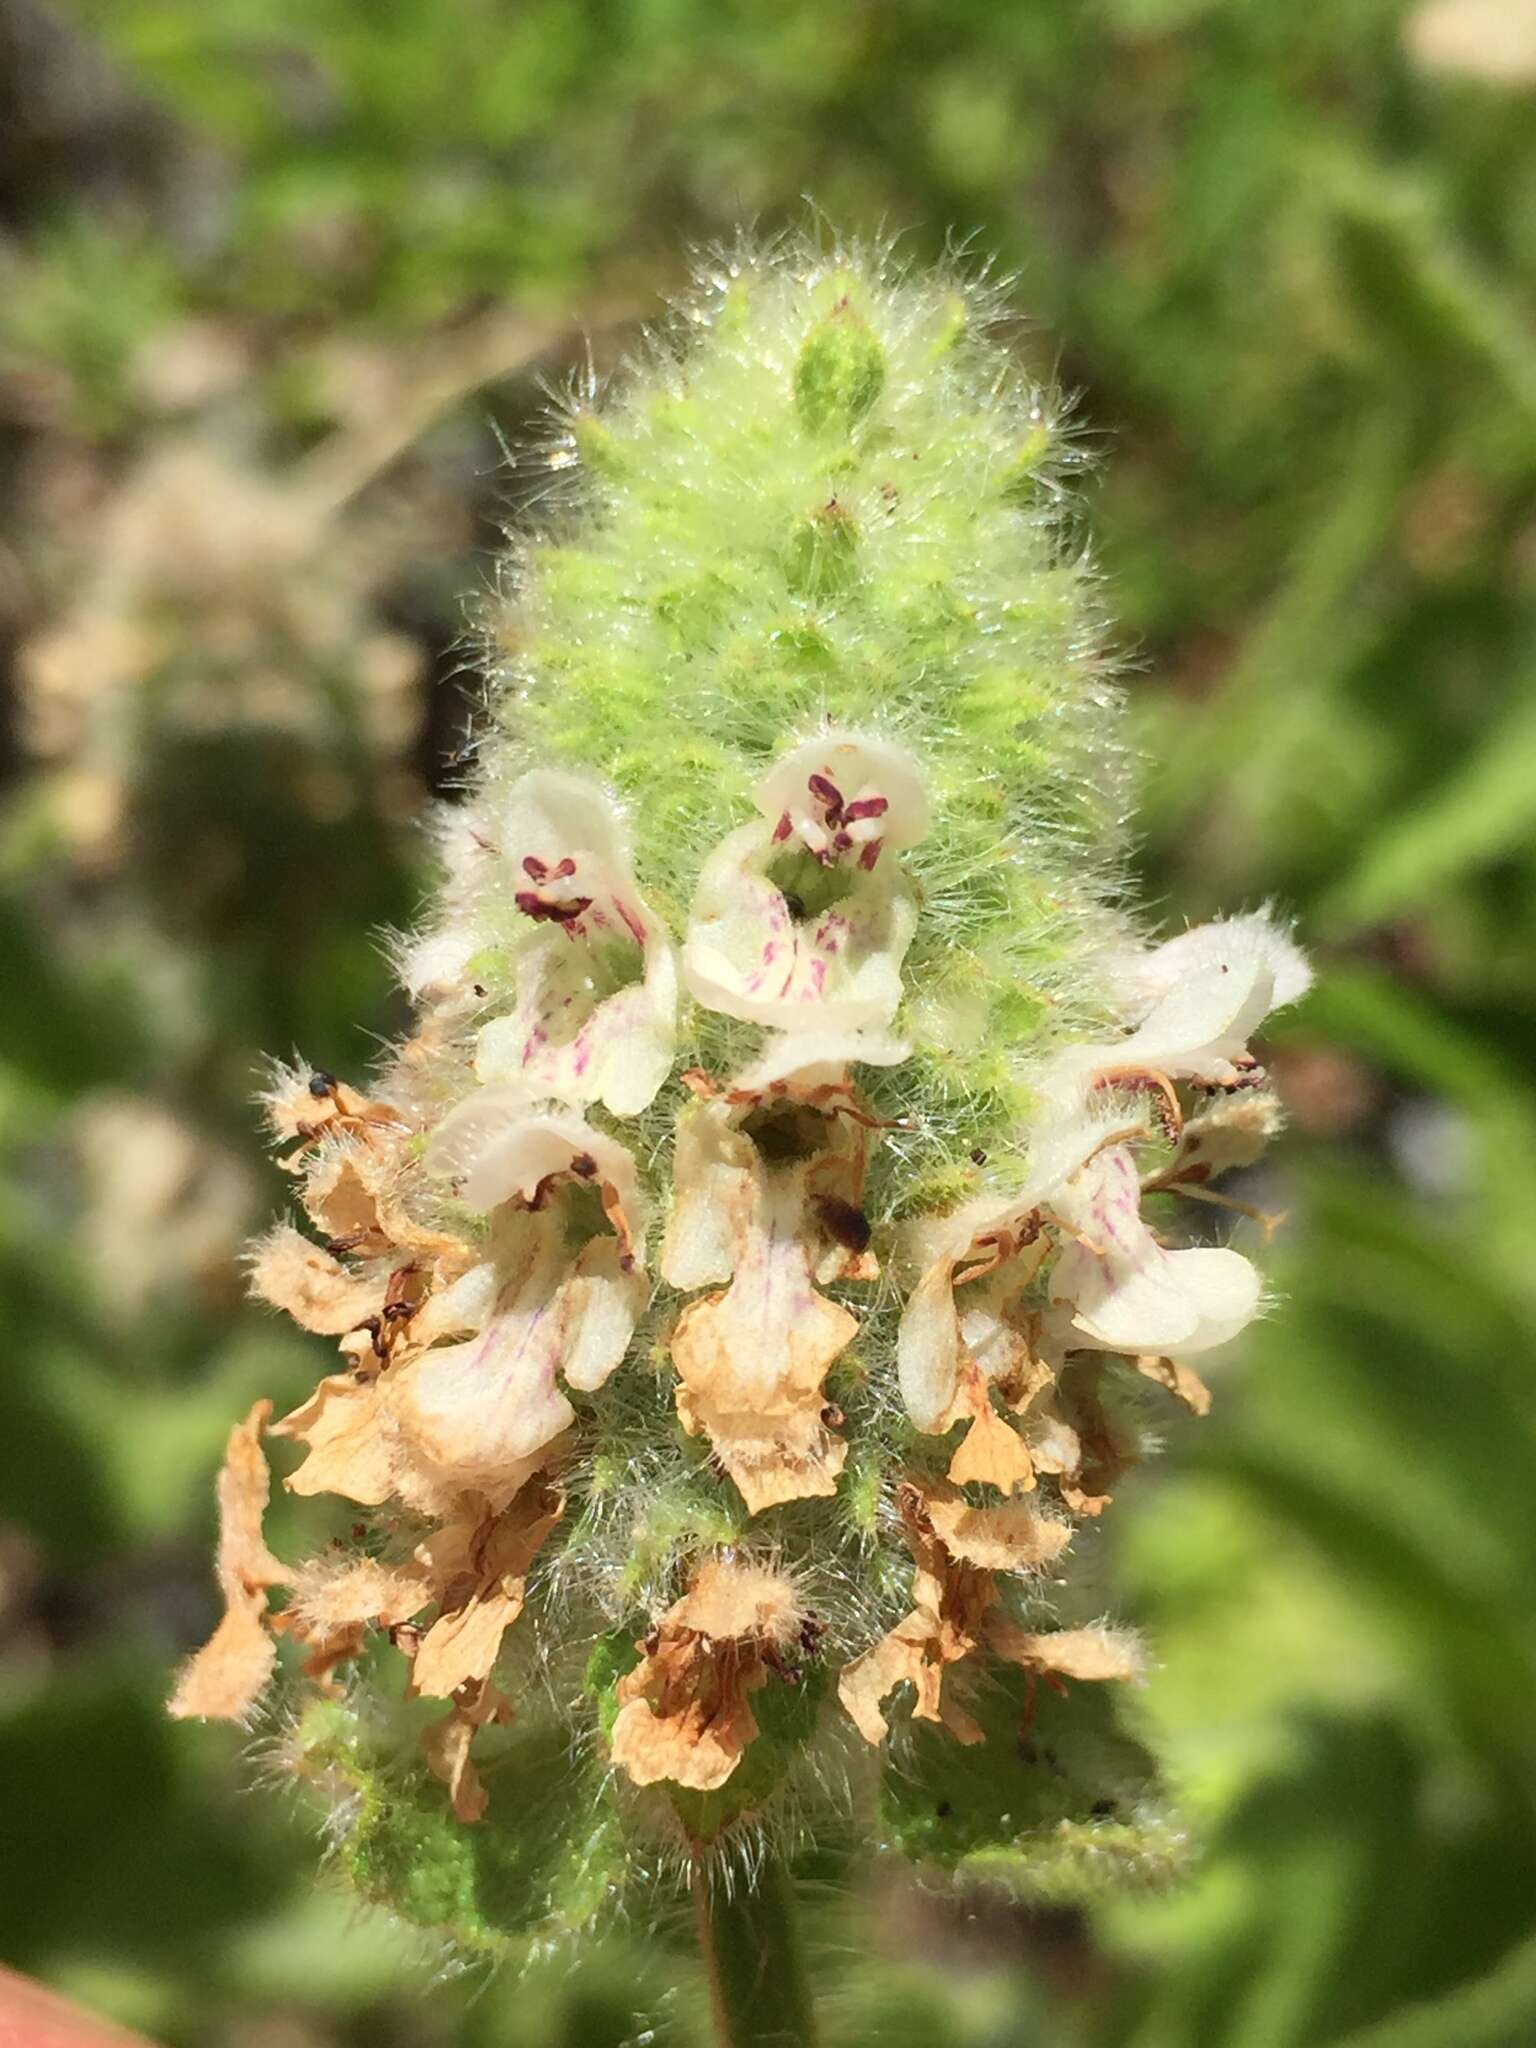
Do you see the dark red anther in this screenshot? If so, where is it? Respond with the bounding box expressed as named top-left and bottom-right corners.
top-left (522, 855), bottom-right (549, 880)
top-left (858, 840), bottom-right (882, 871)
top-left (553, 857), bottom-right (577, 879)
top-left (515, 890), bottom-right (592, 925)
top-left (772, 810), bottom-right (793, 843)
top-left (807, 772), bottom-right (844, 820)
top-left (831, 830), bottom-right (852, 853)
top-left (841, 796), bottom-right (889, 823)
top-left (569, 1152), bottom-right (598, 1178)
top-left (814, 1194), bottom-right (872, 1254)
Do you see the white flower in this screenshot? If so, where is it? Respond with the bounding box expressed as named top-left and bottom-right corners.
top-left (659, 1050), bottom-right (887, 1513)
top-left (898, 1110), bottom-right (1261, 1494)
top-left (1047, 1138), bottom-right (1260, 1354)
top-left (1041, 912), bottom-right (1311, 1119)
top-left (472, 772), bottom-right (677, 1117)
top-left (682, 732), bottom-right (927, 1033)
top-left (373, 1091), bottom-right (648, 1500)
top-left (896, 1117), bottom-right (1113, 1494)
top-left (424, 1084), bottom-right (643, 1246)
top-left (755, 733), bottom-right (928, 864)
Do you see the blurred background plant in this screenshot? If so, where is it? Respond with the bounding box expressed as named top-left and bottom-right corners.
top-left (1, 0), bottom-right (1534, 2043)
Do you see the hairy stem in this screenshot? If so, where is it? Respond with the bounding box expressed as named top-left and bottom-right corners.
top-left (692, 1856), bottom-right (817, 2048)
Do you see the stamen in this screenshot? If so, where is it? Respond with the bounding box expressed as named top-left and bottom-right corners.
top-left (514, 890), bottom-right (593, 926)
top-left (807, 773), bottom-right (844, 821)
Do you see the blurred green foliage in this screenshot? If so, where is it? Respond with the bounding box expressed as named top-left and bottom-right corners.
top-left (1, 0), bottom-right (1534, 2042)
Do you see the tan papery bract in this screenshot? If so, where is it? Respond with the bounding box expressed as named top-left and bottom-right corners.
top-left (985, 1619), bottom-right (1145, 1684)
top-left (609, 1560), bottom-right (804, 1791)
top-left (263, 1071), bottom-right (408, 1162)
top-left (837, 1484), bottom-right (996, 1747)
top-left (300, 1143), bottom-right (475, 1276)
top-left (273, 1373), bottom-right (400, 1506)
top-left (284, 1555), bottom-right (433, 1688)
top-left (410, 1480), bottom-right (566, 1698)
top-left (838, 1482), bottom-right (1136, 1747)
top-left (922, 1480), bottom-right (1073, 1573)
top-left (897, 1206), bottom-right (1070, 1496)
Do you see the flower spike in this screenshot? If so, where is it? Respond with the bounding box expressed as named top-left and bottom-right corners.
top-left (171, 241), bottom-right (1308, 1931)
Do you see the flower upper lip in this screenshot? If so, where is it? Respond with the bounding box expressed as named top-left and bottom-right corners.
top-left (1039, 911), bottom-right (1312, 1121)
top-left (756, 731), bottom-right (929, 865)
top-left (682, 731), bottom-right (928, 1034)
top-left (467, 770), bottom-right (678, 1117)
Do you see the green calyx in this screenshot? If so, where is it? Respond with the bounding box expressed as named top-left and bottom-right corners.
top-left (793, 293), bottom-right (887, 434)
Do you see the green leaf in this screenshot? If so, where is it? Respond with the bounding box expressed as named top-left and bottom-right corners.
top-left (338, 1715), bottom-right (624, 1954)
top-left (881, 1669), bottom-right (1173, 1899)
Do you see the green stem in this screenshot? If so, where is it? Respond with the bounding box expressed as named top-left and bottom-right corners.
top-left (691, 1855), bottom-right (818, 2048)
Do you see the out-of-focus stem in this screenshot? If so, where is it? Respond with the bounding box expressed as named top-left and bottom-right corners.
top-left (691, 1855), bottom-right (817, 2048)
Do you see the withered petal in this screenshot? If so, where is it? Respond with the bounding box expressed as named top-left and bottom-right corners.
top-left (168, 1400), bottom-right (284, 1722)
top-left (988, 1621), bottom-right (1144, 1684)
top-left (249, 1224), bottom-right (385, 1336)
top-left (274, 1374), bottom-right (401, 1506)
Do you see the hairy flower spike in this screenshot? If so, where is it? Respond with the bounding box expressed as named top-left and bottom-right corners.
top-left (173, 234), bottom-right (1309, 1944)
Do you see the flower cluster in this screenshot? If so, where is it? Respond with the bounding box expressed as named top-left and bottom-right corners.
top-left (170, 240), bottom-right (1310, 1935)
top-left (173, 735), bottom-right (1305, 1818)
